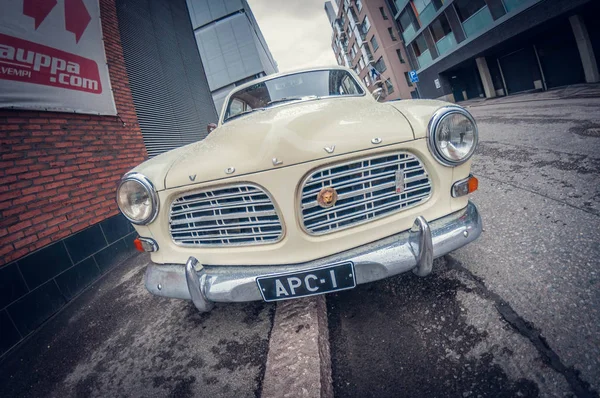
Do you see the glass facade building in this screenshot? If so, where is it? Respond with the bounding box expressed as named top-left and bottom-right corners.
top-left (386, 0), bottom-right (599, 102)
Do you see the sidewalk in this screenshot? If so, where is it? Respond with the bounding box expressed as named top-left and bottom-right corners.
top-left (0, 253), bottom-right (274, 398)
top-left (458, 83), bottom-right (600, 107)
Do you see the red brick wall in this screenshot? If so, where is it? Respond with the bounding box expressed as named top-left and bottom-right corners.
top-left (0, 0), bottom-right (147, 266)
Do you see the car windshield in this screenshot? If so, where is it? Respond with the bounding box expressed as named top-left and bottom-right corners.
top-left (222, 69), bottom-right (364, 122)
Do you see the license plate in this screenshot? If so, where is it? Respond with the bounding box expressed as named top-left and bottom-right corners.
top-left (257, 262), bottom-right (356, 302)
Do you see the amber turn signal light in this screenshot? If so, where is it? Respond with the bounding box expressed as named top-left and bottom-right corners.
top-left (451, 175), bottom-right (478, 198)
top-left (467, 176), bottom-right (478, 194)
top-left (133, 237), bottom-right (158, 252)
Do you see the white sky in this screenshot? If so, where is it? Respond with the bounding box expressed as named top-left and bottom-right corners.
top-left (247, 0), bottom-right (338, 72)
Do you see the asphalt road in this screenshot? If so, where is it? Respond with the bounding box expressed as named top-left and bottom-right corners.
top-left (328, 97), bottom-right (600, 397)
top-left (0, 253), bottom-right (275, 398)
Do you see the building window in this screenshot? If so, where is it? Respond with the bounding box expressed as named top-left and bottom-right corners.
top-left (396, 49), bottom-right (405, 64)
top-left (356, 0), bottom-right (363, 12)
top-left (363, 74), bottom-right (371, 87)
top-left (370, 35), bottom-right (379, 51)
top-left (374, 56), bottom-right (387, 73)
top-left (453, 0), bottom-right (487, 22)
top-left (358, 57), bottom-right (365, 70)
top-left (361, 15), bottom-right (371, 35)
top-left (385, 78), bottom-right (394, 94)
top-left (430, 14), bottom-right (457, 55)
top-left (412, 34), bottom-right (428, 57)
top-left (430, 14), bottom-right (452, 42)
top-left (379, 7), bottom-right (388, 20)
top-left (412, 0), bottom-right (443, 26)
top-left (389, 0), bottom-right (399, 15)
top-left (362, 42), bottom-right (374, 62)
top-left (412, 33), bottom-right (432, 68)
top-left (349, 8), bottom-right (360, 25)
top-left (404, 72), bottom-right (413, 87)
top-left (398, 7), bottom-right (420, 43)
top-left (388, 27), bottom-right (397, 41)
top-left (354, 66), bottom-right (360, 75)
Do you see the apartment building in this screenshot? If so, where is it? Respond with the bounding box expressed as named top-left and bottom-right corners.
top-left (325, 0), bottom-right (417, 100)
top-left (387, 0), bottom-right (599, 102)
top-left (187, 0), bottom-right (278, 114)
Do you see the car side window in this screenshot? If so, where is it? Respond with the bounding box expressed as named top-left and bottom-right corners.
top-left (341, 75), bottom-right (360, 95)
top-left (229, 98), bottom-right (245, 117)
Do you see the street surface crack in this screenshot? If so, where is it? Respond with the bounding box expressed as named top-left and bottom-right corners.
top-left (476, 173), bottom-right (600, 217)
top-left (478, 139), bottom-right (600, 161)
top-left (445, 255), bottom-right (598, 398)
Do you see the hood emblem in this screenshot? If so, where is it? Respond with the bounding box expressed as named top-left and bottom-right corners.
top-left (272, 158), bottom-right (283, 166)
top-left (395, 170), bottom-right (405, 193)
top-left (317, 187), bottom-right (338, 208)
top-left (371, 137), bottom-right (382, 145)
top-left (324, 145), bottom-right (335, 154)
top-left (189, 174), bottom-right (196, 181)
top-left (225, 167), bottom-right (235, 174)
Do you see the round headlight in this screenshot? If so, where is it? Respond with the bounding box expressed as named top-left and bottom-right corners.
top-left (116, 173), bottom-right (159, 225)
top-left (428, 107), bottom-right (478, 166)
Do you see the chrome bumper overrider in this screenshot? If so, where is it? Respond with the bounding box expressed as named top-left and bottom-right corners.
top-left (145, 201), bottom-right (482, 312)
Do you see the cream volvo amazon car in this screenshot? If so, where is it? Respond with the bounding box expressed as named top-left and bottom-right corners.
top-left (116, 66), bottom-right (482, 312)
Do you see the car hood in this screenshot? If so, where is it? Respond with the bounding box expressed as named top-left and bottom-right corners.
top-left (133, 97), bottom-right (429, 190)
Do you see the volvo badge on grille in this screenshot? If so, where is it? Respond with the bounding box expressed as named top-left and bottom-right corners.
top-left (395, 170), bottom-right (405, 193)
top-left (317, 187), bottom-right (338, 208)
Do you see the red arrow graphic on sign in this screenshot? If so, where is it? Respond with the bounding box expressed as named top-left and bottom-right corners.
top-left (22, 0), bottom-right (91, 43)
top-left (23, 0), bottom-right (58, 29)
top-left (64, 0), bottom-right (91, 43)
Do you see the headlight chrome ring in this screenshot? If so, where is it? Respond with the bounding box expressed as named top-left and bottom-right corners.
top-left (427, 106), bottom-right (478, 167)
top-left (116, 173), bottom-right (159, 225)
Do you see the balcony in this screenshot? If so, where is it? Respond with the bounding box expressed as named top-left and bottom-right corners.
top-left (435, 33), bottom-right (456, 56)
top-left (393, 0), bottom-right (409, 13)
top-left (416, 49), bottom-right (433, 70)
top-left (502, 0), bottom-right (532, 12)
top-left (461, 6), bottom-right (493, 38)
top-left (348, 9), bottom-right (358, 27)
top-left (418, 2), bottom-right (437, 27)
top-left (361, 46), bottom-right (374, 63)
top-left (402, 24), bottom-right (417, 43)
top-left (343, 54), bottom-right (351, 68)
top-left (353, 26), bottom-right (363, 46)
top-left (334, 20), bottom-right (343, 35)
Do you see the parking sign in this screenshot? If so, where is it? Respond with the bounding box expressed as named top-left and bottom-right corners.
top-left (409, 70), bottom-right (419, 83)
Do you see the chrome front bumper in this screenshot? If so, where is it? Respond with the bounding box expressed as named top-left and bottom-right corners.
top-left (145, 201), bottom-right (482, 312)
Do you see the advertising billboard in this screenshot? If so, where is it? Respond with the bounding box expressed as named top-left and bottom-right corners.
top-left (0, 0), bottom-right (117, 115)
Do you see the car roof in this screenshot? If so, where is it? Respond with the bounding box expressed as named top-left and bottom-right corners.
top-left (230, 65), bottom-right (354, 94)
top-left (219, 65), bottom-right (360, 124)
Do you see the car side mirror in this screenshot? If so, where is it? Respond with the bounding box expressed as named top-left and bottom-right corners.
top-left (372, 87), bottom-right (384, 101)
top-left (207, 123), bottom-right (217, 134)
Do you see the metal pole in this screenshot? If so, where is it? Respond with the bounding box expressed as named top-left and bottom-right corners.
top-left (496, 57), bottom-right (508, 96)
top-left (533, 44), bottom-right (547, 91)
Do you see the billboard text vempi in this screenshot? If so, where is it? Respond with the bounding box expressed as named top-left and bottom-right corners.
top-left (0, 0), bottom-right (116, 115)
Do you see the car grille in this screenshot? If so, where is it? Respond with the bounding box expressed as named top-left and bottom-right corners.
top-left (169, 185), bottom-right (283, 246)
top-left (300, 152), bottom-right (432, 235)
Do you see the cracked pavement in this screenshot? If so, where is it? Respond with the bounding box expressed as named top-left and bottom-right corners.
top-left (328, 97), bottom-right (600, 397)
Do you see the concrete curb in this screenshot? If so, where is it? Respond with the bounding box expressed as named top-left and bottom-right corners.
top-left (261, 296), bottom-right (333, 398)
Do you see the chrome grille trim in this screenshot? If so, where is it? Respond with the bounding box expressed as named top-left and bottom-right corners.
top-left (169, 184), bottom-right (283, 247)
top-left (299, 152), bottom-right (432, 235)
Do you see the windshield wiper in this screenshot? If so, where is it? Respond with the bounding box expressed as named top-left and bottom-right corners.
top-left (224, 108), bottom-right (262, 122)
top-left (266, 95), bottom-right (319, 106)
